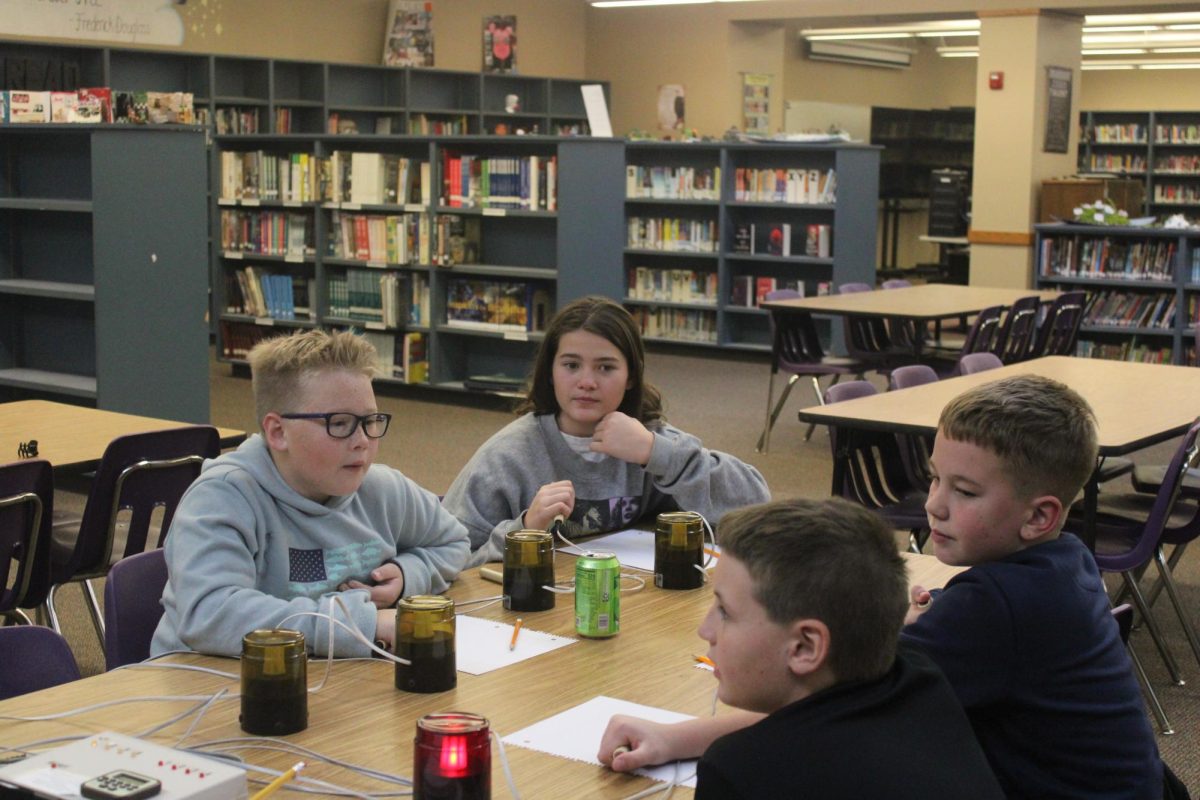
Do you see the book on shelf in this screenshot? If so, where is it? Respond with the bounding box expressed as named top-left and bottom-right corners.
top-left (628, 305), bottom-right (717, 343)
top-left (625, 165), bottom-right (720, 201)
top-left (444, 278), bottom-right (552, 332)
top-left (221, 210), bottom-right (314, 257)
top-left (733, 167), bottom-right (836, 203)
top-left (328, 211), bottom-right (428, 265)
top-left (219, 321), bottom-right (277, 360)
top-left (440, 151), bottom-right (558, 210)
top-left (6, 91), bottom-right (50, 123)
top-left (49, 91), bottom-right (78, 122)
top-left (627, 267), bottom-right (717, 304)
top-left (765, 223), bottom-right (791, 257)
top-left (359, 330), bottom-right (427, 383)
top-left (729, 276), bottom-right (803, 307)
top-left (733, 223), bottom-right (754, 254)
top-left (434, 214), bottom-right (482, 266)
top-left (805, 224), bottom-right (831, 258)
top-left (463, 373), bottom-right (525, 392)
top-left (627, 216), bottom-right (718, 252)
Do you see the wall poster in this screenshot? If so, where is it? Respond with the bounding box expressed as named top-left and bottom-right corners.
top-left (1043, 66), bottom-right (1073, 154)
top-left (742, 72), bottom-right (771, 136)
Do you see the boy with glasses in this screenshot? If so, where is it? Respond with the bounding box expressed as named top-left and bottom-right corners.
top-left (153, 330), bottom-right (469, 657)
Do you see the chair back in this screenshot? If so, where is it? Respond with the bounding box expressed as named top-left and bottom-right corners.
top-left (0, 625), bottom-right (80, 699)
top-left (958, 306), bottom-right (1004, 355)
top-left (888, 364), bottom-right (938, 391)
top-left (957, 352), bottom-right (1004, 375)
top-left (764, 290), bottom-right (828, 374)
top-left (1030, 291), bottom-right (1086, 358)
top-left (838, 282), bottom-right (873, 293)
top-left (104, 548), bottom-right (168, 670)
top-left (52, 426), bottom-right (220, 583)
top-left (837, 284), bottom-right (894, 363)
top-left (824, 382), bottom-right (921, 510)
top-left (0, 460), bottom-right (54, 618)
top-left (881, 279), bottom-right (912, 289)
top-left (992, 295), bottom-right (1042, 363)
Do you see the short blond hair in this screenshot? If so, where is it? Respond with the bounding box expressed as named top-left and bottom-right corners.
top-left (938, 374), bottom-right (1098, 507)
top-left (247, 330), bottom-right (377, 428)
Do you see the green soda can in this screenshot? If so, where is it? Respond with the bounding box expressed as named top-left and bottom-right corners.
top-left (575, 552), bottom-right (620, 638)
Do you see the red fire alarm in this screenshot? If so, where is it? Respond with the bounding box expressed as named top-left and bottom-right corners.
top-left (989, 71), bottom-right (1004, 90)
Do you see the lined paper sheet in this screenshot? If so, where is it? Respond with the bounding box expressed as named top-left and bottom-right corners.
top-left (559, 529), bottom-right (718, 574)
top-left (455, 615), bottom-right (576, 675)
top-left (502, 695), bottom-right (699, 787)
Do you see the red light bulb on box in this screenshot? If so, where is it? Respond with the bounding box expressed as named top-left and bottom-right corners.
top-left (414, 712), bottom-right (490, 799)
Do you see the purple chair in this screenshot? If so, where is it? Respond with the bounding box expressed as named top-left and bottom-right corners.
top-left (104, 548), bottom-right (168, 670)
top-left (0, 625), bottom-right (81, 700)
top-left (956, 352), bottom-right (1003, 375)
top-left (925, 305), bottom-right (1005, 375)
top-left (837, 283), bottom-right (905, 374)
top-left (1029, 291), bottom-right (1086, 359)
top-left (1067, 419), bottom-right (1200, 694)
top-left (1112, 603), bottom-right (1172, 734)
top-left (0, 460), bottom-right (54, 626)
top-left (888, 365), bottom-right (938, 501)
top-left (991, 295), bottom-right (1042, 364)
top-left (824, 381), bottom-right (930, 551)
top-left (757, 290), bottom-right (866, 452)
top-left (44, 426), bottom-right (220, 646)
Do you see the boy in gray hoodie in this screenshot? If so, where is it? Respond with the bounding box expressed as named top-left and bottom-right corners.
top-left (152, 330), bottom-right (469, 658)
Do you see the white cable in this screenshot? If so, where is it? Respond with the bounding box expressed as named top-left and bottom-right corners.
top-left (0, 694), bottom-right (240, 723)
top-left (455, 594), bottom-right (504, 607)
top-left (167, 689), bottom-right (231, 746)
top-left (122, 661), bottom-right (240, 680)
top-left (191, 737), bottom-right (413, 788)
top-left (491, 730), bottom-right (522, 800)
top-left (620, 573), bottom-right (646, 593)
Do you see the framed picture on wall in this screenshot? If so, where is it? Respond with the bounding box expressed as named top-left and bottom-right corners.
top-left (383, 0), bottom-right (434, 67)
top-left (657, 84), bottom-right (685, 133)
top-left (484, 15), bottom-right (516, 73)
top-left (1043, 66), bottom-right (1072, 153)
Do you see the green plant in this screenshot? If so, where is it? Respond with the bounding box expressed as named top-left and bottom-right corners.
top-left (1073, 199), bottom-right (1130, 225)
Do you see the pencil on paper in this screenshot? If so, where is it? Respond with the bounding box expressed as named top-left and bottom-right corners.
top-left (250, 761), bottom-right (305, 800)
top-left (510, 618), bottom-right (523, 651)
top-left (694, 654), bottom-right (715, 668)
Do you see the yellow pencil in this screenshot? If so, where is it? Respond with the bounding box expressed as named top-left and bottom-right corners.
top-left (694, 654), bottom-right (715, 668)
top-left (703, 547), bottom-right (720, 558)
top-left (509, 618), bottom-right (523, 651)
top-left (250, 761), bottom-right (305, 800)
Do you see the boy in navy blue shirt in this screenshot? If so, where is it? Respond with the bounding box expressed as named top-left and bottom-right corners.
top-left (903, 374), bottom-right (1161, 799)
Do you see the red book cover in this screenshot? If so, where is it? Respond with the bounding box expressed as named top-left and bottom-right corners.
top-left (76, 87), bottom-right (113, 123)
top-left (354, 215), bottom-right (370, 260)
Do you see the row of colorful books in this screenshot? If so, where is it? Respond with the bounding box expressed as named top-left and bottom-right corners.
top-left (361, 330), bottom-right (428, 384)
top-left (625, 166), bottom-right (721, 201)
top-left (1039, 236), bottom-right (1176, 282)
top-left (1155, 124), bottom-right (1200, 144)
top-left (732, 223), bottom-right (831, 258)
top-left (1089, 124), bottom-right (1146, 144)
top-left (327, 270), bottom-right (430, 328)
top-left (214, 106), bottom-right (260, 135)
top-left (328, 152), bottom-right (430, 206)
top-left (445, 279), bottom-right (553, 333)
top-left (1082, 290), bottom-right (1176, 330)
top-left (221, 211), bottom-right (313, 257)
top-left (328, 211), bottom-right (431, 266)
top-left (627, 217), bottom-right (718, 253)
top-left (1153, 155), bottom-right (1200, 174)
top-left (1153, 184), bottom-right (1200, 205)
top-left (219, 321), bottom-right (275, 360)
top-left (226, 268), bottom-right (314, 321)
top-left (1084, 154), bottom-right (1146, 173)
top-left (0, 88), bottom-right (193, 124)
top-left (626, 268), bottom-right (718, 305)
top-left (219, 151), bottom-right (323, 203)
top-left (729, 276), bottom-right (819, 307)
top-left (408, 113), bottom-right (471, 136)
top-left (440, 152), bottom-right (558, 210)
top-left (628, 306), bottom-right (718, 344)
top-left (1076, 338), bottom-right (1173, 363)
top-left (733, 168), bottom-right (836, 204)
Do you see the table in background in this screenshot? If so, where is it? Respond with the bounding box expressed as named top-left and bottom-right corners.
top-left (0, 400), bottom-right (246, 471)
top-left (797, 356), bottom-right (1200, 548)
top-left (762, 284), bottom-right (1060, 360)
top-left (0, 552), bottom-right (959, 798)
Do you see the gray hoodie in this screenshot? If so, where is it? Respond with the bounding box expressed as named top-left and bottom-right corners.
top-left (152, 435), bottom-right (469, 657)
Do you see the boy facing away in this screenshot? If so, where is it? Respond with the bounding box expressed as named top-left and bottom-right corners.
top-left (152, 330), bottom-right (469, 657)
top-left (902, 374), bottom-right (1161, 798)
top-left (599, 498), bottom-right (1004, 799)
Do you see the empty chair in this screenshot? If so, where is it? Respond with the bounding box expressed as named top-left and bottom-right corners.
top-left (44, 426), bottom-right (220, 646)
top-left (0, 625), bottom-right (81, 700)
top-left (880, 278), bottom-right (926, 352)
top-left (1029, 291), bottom-right (1086, 359)
top-left (0, 460), bottom-right (54, 625)
top-left (887, 365), bottom-right (938, 526)
top-left (824, 381), bottom-right (930, 552)
top-left (1112, 603), bottom-right (1172, 734)
top-left (888, 364), bottom-right (938, 391)
top-left (836, 283), bottom-right (905, 373)
top-left (957, 352), bottom-right (1004, 375)
top-left (104, 548), bottom-right (169, 670)
top-left (992, 295), bottom-right (1042, 364)
top-left (881, 279), bottom-right (912, 289)
top-left (757, 290), bottom-right (866, 452)
top-left (925, 305), bottom-right (1005, 375)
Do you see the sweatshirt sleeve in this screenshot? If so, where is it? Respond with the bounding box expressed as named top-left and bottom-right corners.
top-left (159, 478), bottom-right (381, 658)
top-left (643, 423), bottom-right (771, 526)
top-left (385, 473), bottom-right (471, 595)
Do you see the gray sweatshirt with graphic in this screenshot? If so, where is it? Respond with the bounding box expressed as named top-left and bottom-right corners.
top-left (443, 413), bottom-right (770, 565)
top-left (152, 435), bottom-right (469, 657)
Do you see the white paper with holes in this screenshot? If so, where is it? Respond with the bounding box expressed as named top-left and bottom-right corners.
top-left (558, 529), bottom-right (718, 574)
top-left (455, 615), bottom-right (575, 675)
top-left (502, 695), bottom-right (699, 787)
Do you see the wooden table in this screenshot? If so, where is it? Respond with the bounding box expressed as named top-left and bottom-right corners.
top-left (0, 552), bottom-right (960, 798)
top-left (762, 283), bottom-right (1061, 360)
top-left (797, 355), bottom-right (1200, 548)
top-left (0, 400), bottom-right (246, 470)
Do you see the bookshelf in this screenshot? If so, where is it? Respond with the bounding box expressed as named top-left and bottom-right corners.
top-left (623, 142), bottom-right (880, 352)
top-left (0, 125), bottom-right (210, 420)
top-left (870, 106), bottom-right (974, 199)
top-left (214, 136), bottom-right (624, 391)
top-left (1034, 222), bottom-right (1200, 364)
top-left (1077, 110), bottom-right (1200, 217)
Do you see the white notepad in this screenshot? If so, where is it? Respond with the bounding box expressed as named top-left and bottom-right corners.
top-left (455, 614), bottom-right (576, 675)
top-left (559, 528), bottom-right (718, 574)
top-left (502, 695), bottom-right (699, 788)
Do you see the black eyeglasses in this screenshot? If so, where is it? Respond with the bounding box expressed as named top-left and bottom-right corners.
top-left (280, 412), bottom-right (392, 439)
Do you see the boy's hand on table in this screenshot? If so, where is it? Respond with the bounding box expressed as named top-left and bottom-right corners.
top-left (905, 585), bottom-right (933, 625)
top-left (591, 412), bottom-right (654, 466)
top-left (341, 561), bottom-right (405, 609)
top-left (598, 714), bottom-right (674, 772)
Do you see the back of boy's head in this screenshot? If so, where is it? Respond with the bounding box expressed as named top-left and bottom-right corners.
top-left (938, 374), bottom-right (1098, 506)
top-left (248, 330), bottom-right (377, 429)
top-left (518, 295), bottom-right (664, 423)
top-left (718, 497), bottom-right (908, 683)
